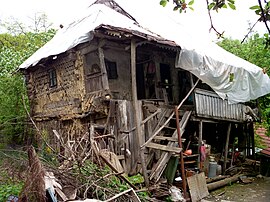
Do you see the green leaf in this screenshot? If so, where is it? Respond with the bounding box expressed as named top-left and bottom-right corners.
top-left (208, 2), bottom-right (215, 10)
top-left (227, 0), bottom-right (235, 4)
top-left (255, 9), bottom-right (261, 15)
top-left (250, 5), bottom-right (260, 10)
top-left (189, 6), bottom-right (194, 11)
top-left (228, 2), bottom-right (236, 10)
top-left (222, 4), bottom-right (227, 9)
top-left (173, 6), bottom-right (179, 11)
top-left (160, 0), bottom-right (167, 7)
top-left (188, 0), bottom-right (194, 6)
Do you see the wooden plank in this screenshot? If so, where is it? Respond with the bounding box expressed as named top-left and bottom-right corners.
top-left (98, 47), bottom-right (109, 90)
top-left (146, 142), bottom-right (182, 153)
top-left (105, 188), bottom-right (141, 202)
top-left (131, 39), bottom-right (149, 186)
top-left (223, 123), bottom-right (231, 174)
top-left (150, 111), bottom-right (192, 182)
top-left (99, 150), bottom-right (136, 190)
top-left (187, 172), bottom-right (209, 202)
top-left (175, 106), bottom-right (187, 199)
top-left (154, 136), bottom-right (178, 142)
top-left (141, 80), bottom-right (199, 149)
top-left (198, 120), bottom-right (203, 169)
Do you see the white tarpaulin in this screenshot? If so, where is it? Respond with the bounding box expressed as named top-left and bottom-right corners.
top-left (19, 3), bottom-right (160, 69)
top-left (176, 43), bottom-right (270, 104)
top-left (19, 1), bottom-right (270, 104)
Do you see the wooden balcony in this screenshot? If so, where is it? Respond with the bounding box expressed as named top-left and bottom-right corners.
top-left (194, 89), bottom-right (245, 122)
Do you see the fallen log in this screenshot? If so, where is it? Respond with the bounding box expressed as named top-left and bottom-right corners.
top-left (207, 174), bottom-right (242, 191)
top-left (206, 175), bottom-right (229, 183)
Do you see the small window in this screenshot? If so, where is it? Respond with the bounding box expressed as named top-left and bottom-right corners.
top-left (105, 60), bottom-right (118, 79)
top-left (48, 69), bottom-right (57, 87)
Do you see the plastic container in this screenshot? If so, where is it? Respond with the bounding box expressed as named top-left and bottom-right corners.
top-left (216, 164), bottom-right (222, 175)
top-left (208, 161), bottom-right (217, 178)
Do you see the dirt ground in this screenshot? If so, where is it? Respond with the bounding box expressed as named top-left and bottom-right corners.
top-left (202, 176), bottom-right (270, 202)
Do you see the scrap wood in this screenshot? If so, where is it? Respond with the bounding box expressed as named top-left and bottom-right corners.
top-left (207, 174), bottom-right (243, 191)
top-left (70, 188), bottom-right (140, 202)
top-left (104, 188), bottom-right (141, 202)
top-left (18, 146), bottom-right (47, 202)
top-left (206, 175), bottom-right (229, 183)
top-left (55, 187), bottom-right (69, 201)
top-left (99, 149), bottom-right (137, 190)
top-left (214, 191), bottom-right (226, 197)
top-left (187, 172), bottom-right (209, 202)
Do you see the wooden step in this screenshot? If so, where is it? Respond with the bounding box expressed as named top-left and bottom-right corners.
top-left (154, 136), bottom-right (186, 142)
top-left (163, 126), bottom-right (176, 130)
top-left (146, 142), bottom-right (182, 153)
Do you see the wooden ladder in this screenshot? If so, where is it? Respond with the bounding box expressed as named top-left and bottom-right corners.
top-left (147, 110), bottom-right (192, 182)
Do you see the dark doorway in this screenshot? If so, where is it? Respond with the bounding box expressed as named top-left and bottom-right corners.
top-left (136, 64), bottom-right (146, 99)
top-left (160, 63), bottom-right (172, 101)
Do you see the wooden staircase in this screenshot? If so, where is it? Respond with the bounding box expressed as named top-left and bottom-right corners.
top-left (141, 79), bottom-right (199, 183)
top-left (142, 109), bottom-right (192, 182)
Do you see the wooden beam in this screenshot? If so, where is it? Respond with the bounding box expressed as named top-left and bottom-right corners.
top-left (146, 142), bottom-right (182, 153)
top-left (249, 122), bottom-right (255, 158)
top-left (98, 47), bottom-right (109, 90)
top-left (154, 136), bottom-right (179, 142)
top-left (198, 121), bottom-right (203, 169)
top-left (223, 123), bottom-right (231, 174)
top-left (131, 39), bottom-right (149, 187)
top-left (175, 106), bottom-right (187, 199)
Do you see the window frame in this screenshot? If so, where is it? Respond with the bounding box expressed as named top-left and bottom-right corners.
top-left (105, 59), bottom-right (118, 79)
top-left (48, 68), bottom-right (57, 88)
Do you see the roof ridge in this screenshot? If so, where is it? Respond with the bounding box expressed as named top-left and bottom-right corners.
top-left (91, 0), bottom-right (138, 24)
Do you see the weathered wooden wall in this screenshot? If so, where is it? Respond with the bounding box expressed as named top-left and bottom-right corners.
top-left (194, 88), bottom-right (245, 121)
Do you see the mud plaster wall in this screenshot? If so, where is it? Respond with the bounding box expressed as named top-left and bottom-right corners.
top-left (25, 51), bottom-right (88, 119)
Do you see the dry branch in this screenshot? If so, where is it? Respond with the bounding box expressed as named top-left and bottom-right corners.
top-left (18, 146), bottom-right (47, 202)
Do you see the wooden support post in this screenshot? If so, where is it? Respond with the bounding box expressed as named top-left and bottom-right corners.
top-left (98, 47), bottom-right (109, 90)
top-left (175, 106), bottom-right (187, 199)
top-left (131, 39), bottom-right (149, 187)
top-left (223, 123), bottom-right (231, 174)
top-left (250, 122), bottom-right (255, 159)
top-left (198, 120), bottom-right (203, 170)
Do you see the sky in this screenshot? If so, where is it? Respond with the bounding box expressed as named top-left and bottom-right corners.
top-left (0, 0), bottom-right (267, 41)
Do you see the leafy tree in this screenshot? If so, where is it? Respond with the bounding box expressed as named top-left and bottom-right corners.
top-left (0, 16), bottom-right (55, 147)
top-left (218, 35), bottom-right (270, 134)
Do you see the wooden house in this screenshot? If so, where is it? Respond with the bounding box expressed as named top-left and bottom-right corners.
top-left (19, 0), bottom-right (270, 183)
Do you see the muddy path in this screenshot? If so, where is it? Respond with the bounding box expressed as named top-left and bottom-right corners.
top-left (203, 176), bottom-right (270, 202)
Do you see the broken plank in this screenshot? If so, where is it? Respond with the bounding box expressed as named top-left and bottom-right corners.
top-left (99, 150), bottom-right (137, 190)
top-left (105, 188), bottom-right (141, 202)
top-left (150, 111), bottom-right (192, 182)
top-left (146, 142), bottom-right (182, 153)
top-left (154, 136), bottom-right (178, 142)
top-left (187, 172), bottom-right (209, 202)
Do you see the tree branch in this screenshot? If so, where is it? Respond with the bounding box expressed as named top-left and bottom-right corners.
top-left (258, 0), bottom-right (270, 35)
top-left (241, 20), bottom-right (259, 43)
top-left (205, 0), bottom-right (224, 38)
